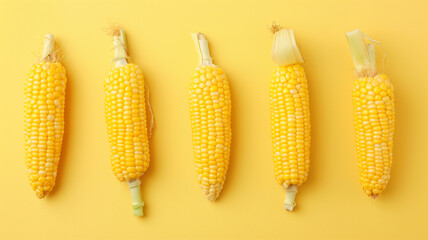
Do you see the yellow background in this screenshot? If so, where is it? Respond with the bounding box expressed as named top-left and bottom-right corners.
top-left (1, 0), bottom-right (427, 239)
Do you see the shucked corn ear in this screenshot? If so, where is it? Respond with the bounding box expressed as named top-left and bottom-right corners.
top-left (24, 34), bottom-right (67, 198)
top-left (270, 24), bottom-right (311, 211)
top-left (105, 29), bottom-right (153, 216)
top-left (189, 33), bottom-right (231, 201)
top-left (346, 29), bottom-right (395, 198)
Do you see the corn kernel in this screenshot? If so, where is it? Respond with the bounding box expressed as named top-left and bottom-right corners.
top-left (25, 60), bottom-right (67, 198)
top-left (190, 66), bottom-right (231, 201)
top-left (353, 74), bottom-right (394, 198)
top-left (105, 63), bottom-right (150, 182)
top-left (270, 64), bottom-right (310, 188)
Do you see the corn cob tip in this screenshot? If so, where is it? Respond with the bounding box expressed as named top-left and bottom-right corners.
top-left (204, 185), bottom-right (222, 202)
top-left (40, 33), bottom-right (61, 63)
top-left (191, 32), bottom-right (214, 66)
top-left (206, 196), bottom-right (217, 202)
top-left (269, 22), bottom-right (283, 34)
top-left (346, 29), bottom-right (380, 77)
top-left (128, 179), bottom-right (144, 216)
top-left (191, 32), bottom-right (205, 40)
top-left (107, 24), bottom-right (121, 36)
top-left (271, 26), bottom-right (303, 66)
top-left (371, 194), bottom-right (379, 200)
top-left (36, 192), bottom-right (46, 199)
top-left (111, 27), bottom-right (129, 64)
top-left (284, 185), bottom-right (298, 211)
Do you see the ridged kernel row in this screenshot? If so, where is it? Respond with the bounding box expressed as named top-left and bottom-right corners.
top-left (270, 64), bottom-right (310, 187)
top-left (353, 74), bottom-right (394, 197)
top-left (24, 62), bottom-right (66, 198)
top-left (189, 66), bottom-right (231, 201)
top-left (105, 63), bottom-right (150, 182)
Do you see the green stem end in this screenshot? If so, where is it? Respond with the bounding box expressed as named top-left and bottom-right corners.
top-left (128, 179), bottom-right (144, 216)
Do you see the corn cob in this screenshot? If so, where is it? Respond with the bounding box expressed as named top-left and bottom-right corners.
top-left (346, 29), bottom-right (395, 198)
top-left (24, 34), bottom-right (67, 198)
top-left (189, 33), bottom-right (231, 201)
top-left (105, 29), bottom-right (152, 216)
top-left (270, 25), bottom-right (311, 211)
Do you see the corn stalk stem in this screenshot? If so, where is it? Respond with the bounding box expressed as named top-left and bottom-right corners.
top-left (284, 184), bottom-right (298, 211)
top-left (128, 178), bottom-right (144, 216)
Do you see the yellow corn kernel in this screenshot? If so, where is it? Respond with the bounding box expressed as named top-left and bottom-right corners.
top-left (271, 64), bottom-right (310, 187)
top-left (190, 33), bottom-right (231, 201)
top-left (352, 74), bottom-right (394, 198)
top-left (347, 29), bottom-right (395, 199)
top-left (25, 34), bottom-right (66, 199)
top-left (105, 63), bottom-right (150, 182)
